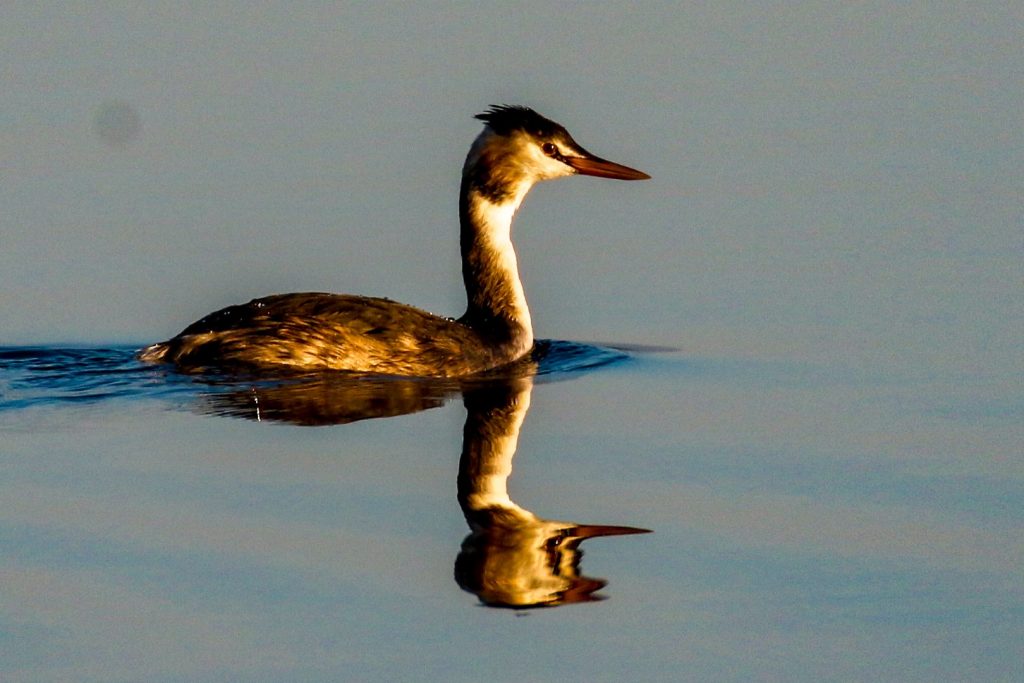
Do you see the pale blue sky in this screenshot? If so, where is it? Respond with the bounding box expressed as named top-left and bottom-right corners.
top-left (3, 2), bottom-right (1021, 378)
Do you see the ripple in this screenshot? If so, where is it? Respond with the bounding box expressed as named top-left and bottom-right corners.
top-left (0, 341), bottom-right (632, 417)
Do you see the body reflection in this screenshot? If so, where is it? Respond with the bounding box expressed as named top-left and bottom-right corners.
top-left (187, 349), bottom-right (649, 608)
top-left (457, 377), bottom-right (649, 608)
top-left (201, 373), bottom-right (461, 425)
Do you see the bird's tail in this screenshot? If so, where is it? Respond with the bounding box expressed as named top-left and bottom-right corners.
top-left (136, 342), bottom-right (170, 363)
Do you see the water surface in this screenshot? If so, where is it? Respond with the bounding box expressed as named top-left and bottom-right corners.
top-left (1, 342), bottom-right (1020, 682)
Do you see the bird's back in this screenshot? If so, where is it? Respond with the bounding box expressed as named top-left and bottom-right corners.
top-left (138, 293), bottom-right (505, 376)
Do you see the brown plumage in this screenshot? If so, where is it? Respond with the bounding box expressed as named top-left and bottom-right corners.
top-left (139, 293), bottom-right (514, 376)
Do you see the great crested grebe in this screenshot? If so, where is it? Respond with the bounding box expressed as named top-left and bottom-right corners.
top-left (138, 105), bottom-right (649, 376)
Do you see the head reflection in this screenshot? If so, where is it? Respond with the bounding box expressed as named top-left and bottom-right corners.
top-left (192, 357), bottom-right (649, 608)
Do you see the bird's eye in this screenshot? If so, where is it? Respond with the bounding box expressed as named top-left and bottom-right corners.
top-left (541, 142), bottom-right (558, 157)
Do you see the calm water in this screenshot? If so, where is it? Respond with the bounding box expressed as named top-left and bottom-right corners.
top-left (1, 340), bottom-right (1020, 682)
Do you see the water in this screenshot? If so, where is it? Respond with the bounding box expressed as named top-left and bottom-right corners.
top-left (0, 341), bottom-right (628, 419)
top-left (1, 341), bottom-right (1020, 682)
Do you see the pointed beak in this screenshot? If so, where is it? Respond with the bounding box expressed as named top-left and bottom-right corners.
top-left (570, 524), bottom-right (652, 540)
top-left (564, 154), bottom-right (650, 181)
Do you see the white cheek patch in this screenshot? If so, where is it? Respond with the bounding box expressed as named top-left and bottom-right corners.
top-left (520, 139), bottom-right (576, 181)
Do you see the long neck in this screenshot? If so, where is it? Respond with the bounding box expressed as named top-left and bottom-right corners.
top-left (458, 160), bottom-right (535, 352)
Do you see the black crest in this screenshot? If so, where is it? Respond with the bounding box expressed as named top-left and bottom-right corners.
top-left (475, 105), bottom-right (566, 139)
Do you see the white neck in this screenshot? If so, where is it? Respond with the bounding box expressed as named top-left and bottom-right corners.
top-left (461, 189), bottom-right (533, 343)
top-left (458, 144), bottom-right (536, 354)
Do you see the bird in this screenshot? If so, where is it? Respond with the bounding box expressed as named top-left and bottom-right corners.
top-left (138, 105), bottom-right (649, 377)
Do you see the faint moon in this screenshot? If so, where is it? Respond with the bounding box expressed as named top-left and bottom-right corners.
top-left (94, 101), bottom-right (142, 147)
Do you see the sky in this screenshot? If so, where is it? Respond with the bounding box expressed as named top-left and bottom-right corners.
top-left (2, 3), bottom-right (1021, 378)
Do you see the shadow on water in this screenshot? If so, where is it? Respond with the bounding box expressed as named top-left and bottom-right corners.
top-left (0, 341), bottom-right (651, 609)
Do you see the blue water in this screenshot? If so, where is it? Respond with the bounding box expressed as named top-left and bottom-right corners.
top-left (0, 341), bottom-right (628, 420)
top-left (2, 341), bottom-right (1021, 682)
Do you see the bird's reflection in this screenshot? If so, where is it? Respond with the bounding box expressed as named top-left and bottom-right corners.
top-left (456, 377), bottom-right (648, 608)
top-left (190, 355), bottom-right (649, 608)
top-left (201, 373), bottom-right (460, 425)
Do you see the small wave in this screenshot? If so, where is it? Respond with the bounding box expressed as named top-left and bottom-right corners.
top-left (0, 341), bottom-right (632, 419)
top-left (0, 346), bottom-right (147, 409)
top-left (533, 339), bottom-right (630, 377)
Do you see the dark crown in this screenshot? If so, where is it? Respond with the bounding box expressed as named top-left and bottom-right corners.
top-left (475, 105), bottom-right (566, 139)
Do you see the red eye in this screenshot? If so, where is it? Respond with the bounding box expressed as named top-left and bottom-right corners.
top-left (542, 142), bottom-right (558, 157)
